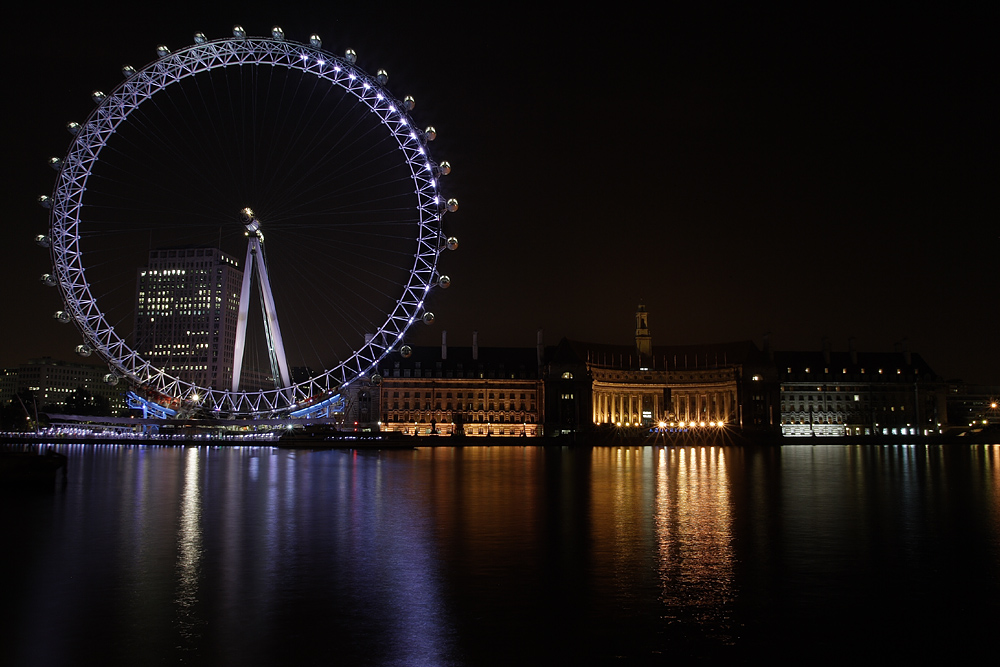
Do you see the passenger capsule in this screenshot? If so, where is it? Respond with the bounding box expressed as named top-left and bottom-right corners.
top-left (345, 49), bottom-right (357, 64)
top-left (376, 69), bottom-right (388, 85)
top-left (233, 25), bottom-right (246, 39)
top-left (156, 45), bottom-right (170, 58)
top-left (403, 95), bottom-right (415, 111)
top-left (66, 121), bottom-right (80, 135)
top-left (193, 32), bottom-right (207, 44)
top-left (439, 161), bottom-right (451, 176)
top-left (48, 157), bottom-right (62, 171)
top-left (35, 234), bottom-right (51, 248)
top-left (271, 26), bottom-right (285, 40)
top-left (122, 64), bottom-right (136, 77)
top-left (91, 90), bottom-right (106, 104)
top-left (446, 198), bottom-right (459, 213)
top-left (400, 345), bottom-right (413, 359)
top-left (446, 237), bottom-right (459, 251)
top-left (40, 274), bottom-right (57, 287)
top-left (103, 373), bottom-right (119, 386)
top-left (370, 374), bottom-right (383, 385)
top-left (54, 311), bottom-right (71, 324)
top-left (422, 312), bottom-right (435, 325)
top-left (424, 126), bottom-right (437, 141)
top-left (38, 195), bottom-right (51, 209)
top-left (438, 275), bottom-right (451, 289)
top-left (309, 34), bottom-right (322, 48)
top-left (75, 344), bottom-right (92, 357)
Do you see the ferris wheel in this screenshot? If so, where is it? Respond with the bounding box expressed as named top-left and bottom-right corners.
top-left (38, 26), bottom-right (459, 418)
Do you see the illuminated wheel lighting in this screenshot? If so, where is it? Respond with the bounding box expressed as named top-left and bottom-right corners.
top-left (44, 29), bottom-right (455, 417)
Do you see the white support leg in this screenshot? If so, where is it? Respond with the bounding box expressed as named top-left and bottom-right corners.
top-left (255, 242), bottom-right (291, 389)
top-left (231, 240), bottom-right (256, 392)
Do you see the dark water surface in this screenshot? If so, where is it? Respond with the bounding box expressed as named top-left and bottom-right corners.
top-left (3, 443), bottom-right (999, 665)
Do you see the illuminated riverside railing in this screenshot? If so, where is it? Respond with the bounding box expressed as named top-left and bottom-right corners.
top-left (3, 428), bottom-right (282, 442)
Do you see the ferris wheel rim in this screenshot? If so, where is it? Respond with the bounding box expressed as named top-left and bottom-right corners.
top-left (47, 33), bottom-right (448, 416)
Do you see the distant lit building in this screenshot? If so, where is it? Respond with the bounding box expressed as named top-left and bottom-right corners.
top-left (942, 383), bottom-right (999, 429)
top-left (11, 357), bottom-right (128, 416)
top-left (377, 335), bottom-right (544, 437)
top-left (544, 306), bottom-right (780, 436)
top-left (0, 367), bottom-right (17, 405)
top-left (775, 341), bottom-right (945, 437)
top-left (134, 247), bottom-right (243, 390)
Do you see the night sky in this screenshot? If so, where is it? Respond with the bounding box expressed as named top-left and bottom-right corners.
top-left (3, 3), bottom-right (996, 383)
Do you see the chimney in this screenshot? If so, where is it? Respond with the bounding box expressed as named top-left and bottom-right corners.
top-left (472, 331), bottom-right (478, 361)
top-left (822, 337), bottom-right (831, 366)
top-left (441, 330), bottom-right (447, 360)
top-left (536, 329), bottom-right (544, 368)
top-left (849, 337), bottom-right (857, 365)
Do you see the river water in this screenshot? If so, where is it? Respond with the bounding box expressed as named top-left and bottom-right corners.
top-left (3, 443), bottom-right (999, 665)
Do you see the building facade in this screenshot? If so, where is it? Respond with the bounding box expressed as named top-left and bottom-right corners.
top-left (134, 247), bottom-right (243, 391)
top-left (775, 343), bottom-right (945, 437)
top-left (543, 306), bottom-right (780, 436)
top-left (376, 337), bottom-right (544, 437)
top-left (9, 357), bottom-right (128, 417)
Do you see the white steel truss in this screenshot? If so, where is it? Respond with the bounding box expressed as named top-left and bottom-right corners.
top-left (47, 33), bottom-right (452, 417)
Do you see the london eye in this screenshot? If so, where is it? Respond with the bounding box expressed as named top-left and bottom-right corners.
top-left (38, 26), bottom-right (458, 418)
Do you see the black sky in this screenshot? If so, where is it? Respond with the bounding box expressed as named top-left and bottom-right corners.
top-left (3, 2), bottom-right (996, 383)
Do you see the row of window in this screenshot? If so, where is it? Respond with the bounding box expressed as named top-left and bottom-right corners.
top-left (787, 367), bottom-right (915, 376)
top-left (385, 413), bottom-right (536, 423)
top-left (391, 391), bottom-right (533, 399)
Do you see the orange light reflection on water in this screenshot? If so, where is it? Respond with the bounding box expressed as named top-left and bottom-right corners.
top-left (590, 445), bottom-right (736, 640)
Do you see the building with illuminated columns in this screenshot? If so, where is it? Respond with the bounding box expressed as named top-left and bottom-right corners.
top-left (543, 306), bottom-right (780, 436)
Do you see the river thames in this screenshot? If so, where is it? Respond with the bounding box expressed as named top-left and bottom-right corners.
top-left (3, 443), bottom-right (999, 665)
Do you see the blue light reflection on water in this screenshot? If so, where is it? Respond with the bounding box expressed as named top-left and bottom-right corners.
top-left (3, 443), bottom-right (1000, 665)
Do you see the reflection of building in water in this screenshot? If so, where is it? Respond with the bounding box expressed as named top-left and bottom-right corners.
top-left (776, 340), bottom-right (946, 436)
top-left (587, 447), bottom-right (736, 640)
top-left (134, 247), bottom-right (243, 390)
top-left (654, 447), bottom-right (735, 624)
top-left (376, 334), bottom-right (543, 436)
top-left (544, 305), bottom-right (779, 435)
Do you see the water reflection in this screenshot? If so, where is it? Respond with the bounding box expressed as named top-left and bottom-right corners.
top-left (175, 447), bottom-right (203, 649)
top-left (6, 442), bottom-right (1000, 665)
top-left (589, 446), bottom-right (736, 650)
top-left (655, 448), bottom-right (734, 636)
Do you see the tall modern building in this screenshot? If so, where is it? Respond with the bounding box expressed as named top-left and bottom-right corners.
top-left (134, 247), bottom-right (243, 390)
